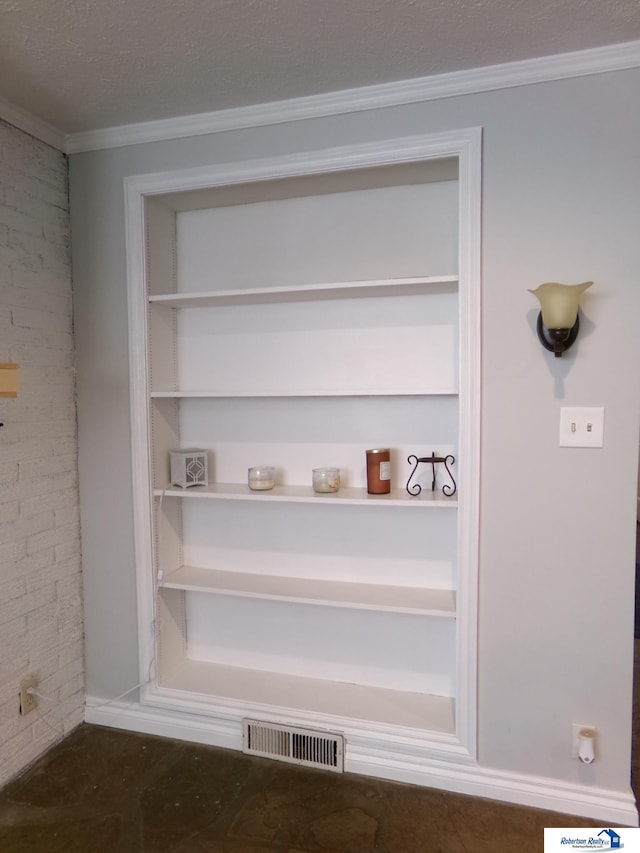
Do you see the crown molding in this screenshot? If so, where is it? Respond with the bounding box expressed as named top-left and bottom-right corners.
top-left (2, 39), bottom-right (639, 155)
top-left (65, 39), bottom-right (640, 154)
top-left (0, 96), bottom-right (66, 152)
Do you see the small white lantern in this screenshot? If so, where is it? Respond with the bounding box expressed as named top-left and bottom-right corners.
top-left (170, 449), bottom-right (208, 488)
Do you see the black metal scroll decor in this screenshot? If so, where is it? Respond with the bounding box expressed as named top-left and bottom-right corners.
top-left (406, 452), bottom-right (456, 497)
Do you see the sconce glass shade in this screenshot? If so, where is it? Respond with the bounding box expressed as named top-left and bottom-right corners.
top-left (528, 281), bottom-right (593, 357)
top-left (529, 281), bottom-right (593, 329)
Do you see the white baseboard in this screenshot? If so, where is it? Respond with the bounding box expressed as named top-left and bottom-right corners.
top-left (348, 747), bottom-right (638, 827)
top-left (85, 696), bottom-right (243, 752)
top-left (85, 698), bottom-right (638, 827)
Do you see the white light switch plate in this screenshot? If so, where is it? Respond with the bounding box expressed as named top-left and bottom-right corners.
top-left (559, 407), bottom-right (605, 447)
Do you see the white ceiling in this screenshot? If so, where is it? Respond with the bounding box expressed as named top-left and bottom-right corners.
top-left (1, 0), bottom-right (640, 138)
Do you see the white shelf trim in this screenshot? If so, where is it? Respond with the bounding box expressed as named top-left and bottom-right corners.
top-left (125, 129), bottom-right (480, 198)
top-left (150, 388), bottom-right (459, 398)
top-left (149, 276), bottom-right (458, 308)
top-left (155, 482), bottom-right (458, 507)
top-left (160, 565), bottom-right (456, 616)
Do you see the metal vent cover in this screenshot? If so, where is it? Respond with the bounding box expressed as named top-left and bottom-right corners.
top-left (242, 719), bottom-right (344, 773)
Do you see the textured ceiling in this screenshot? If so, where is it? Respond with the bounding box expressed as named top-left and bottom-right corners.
top-left (1, 0), bottom-right (640, 135)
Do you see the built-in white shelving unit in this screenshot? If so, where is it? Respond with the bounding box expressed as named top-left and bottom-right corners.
top-left (126, 129), bottom-right (481, 771)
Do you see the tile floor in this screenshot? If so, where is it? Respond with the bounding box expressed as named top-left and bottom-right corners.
top-left (0, 721), bottom-right (612, 852)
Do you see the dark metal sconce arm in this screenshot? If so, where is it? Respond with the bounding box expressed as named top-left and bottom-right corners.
top-left (536, 312), bottom-right (580, 358)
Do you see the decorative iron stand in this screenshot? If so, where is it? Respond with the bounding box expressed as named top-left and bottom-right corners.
top-left (406, 452), bottom-right (456, 497)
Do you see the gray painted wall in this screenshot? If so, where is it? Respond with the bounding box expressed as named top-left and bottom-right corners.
top-left (69, 68), bottom-right (640, 794)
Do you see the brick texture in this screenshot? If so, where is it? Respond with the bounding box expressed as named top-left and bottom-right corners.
top-left (0, 120), bottom-right (84, 788)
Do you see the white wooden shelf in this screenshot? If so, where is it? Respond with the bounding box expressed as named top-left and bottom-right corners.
top-left (150, 388), bottom-right (458, 398)
top-left (149, 276), bottom-right (458, 309)
top-left (154, 483), bottom-right (458, 507)
top-left (160, 565), bottom-right (456, 616)
top-left (157, 658), bottom-right (456, 735)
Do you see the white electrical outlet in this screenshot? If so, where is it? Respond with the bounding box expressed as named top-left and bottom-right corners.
top-left (559, 407), bottom-right (605, 448)
top-left (19, 676), bottom-right (38, 716)
top-left (572, 723), bottom-right (596, 759)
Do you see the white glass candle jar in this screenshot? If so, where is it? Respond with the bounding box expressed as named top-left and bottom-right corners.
top-left (248, 466), bottom-right (275, 490)
top-left (312, 467), bottom-right (340, 493)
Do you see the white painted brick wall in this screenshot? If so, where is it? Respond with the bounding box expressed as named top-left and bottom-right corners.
top-left (0, 120), bottom-right (84, 788)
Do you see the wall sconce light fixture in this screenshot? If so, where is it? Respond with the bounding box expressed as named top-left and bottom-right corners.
top-left (528, 281), bottom-right (593, 357)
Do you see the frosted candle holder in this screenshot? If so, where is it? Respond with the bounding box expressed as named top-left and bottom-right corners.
top-left (312, 467), bottom-right (340, 493)
top-left (248, 466), bottom-right (275, 490)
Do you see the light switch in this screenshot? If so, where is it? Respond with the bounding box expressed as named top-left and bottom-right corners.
top-left (559, 407), bottom-right (605, 448)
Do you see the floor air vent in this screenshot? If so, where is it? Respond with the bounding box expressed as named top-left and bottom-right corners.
top-left (242, 719), bottom-right (344, 773)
